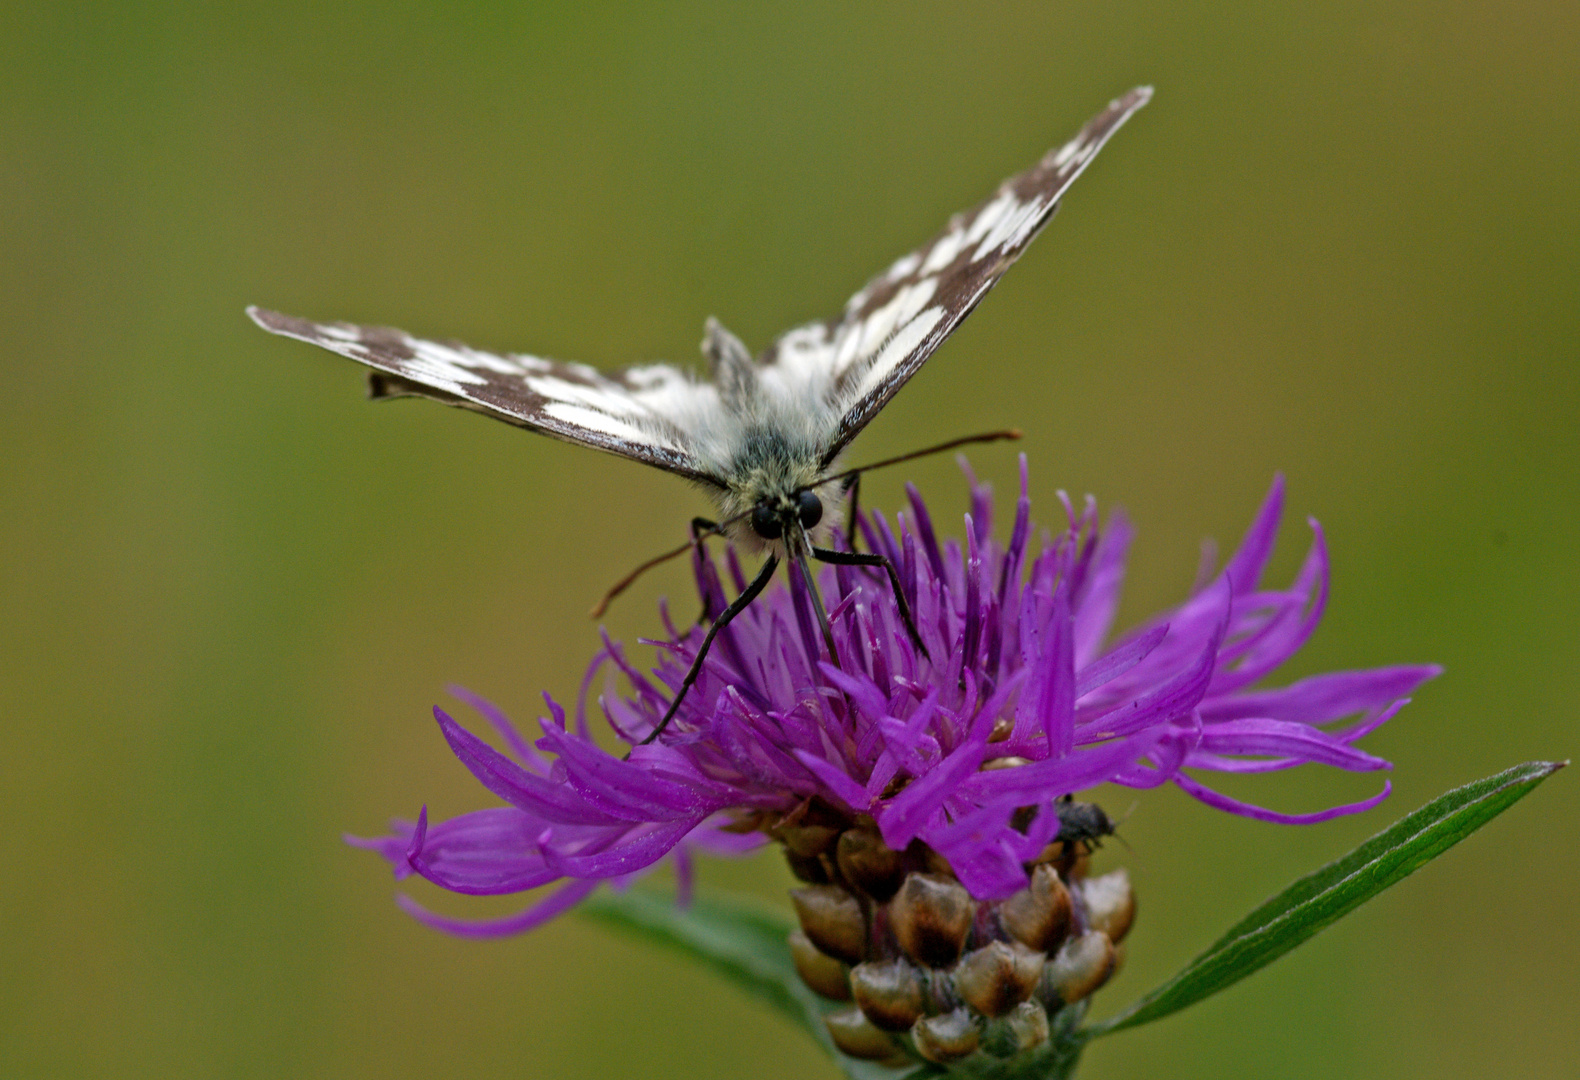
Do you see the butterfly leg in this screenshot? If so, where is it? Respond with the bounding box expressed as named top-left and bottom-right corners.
top-left (639, 554), bottom-right (779, 746)
top-left (812, 546), bottom-right (929, 660)
top-left (689, 517), bottom-right (723, 624)
top-left (842, 473), bottom-right (862, 550)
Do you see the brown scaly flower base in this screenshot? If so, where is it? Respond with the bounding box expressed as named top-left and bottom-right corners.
top-left (738, 797), bottom-right (1135, 1067)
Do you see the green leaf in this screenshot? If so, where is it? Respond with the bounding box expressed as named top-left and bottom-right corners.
top-left (580, 887), bottom-right (933, 1080)
top-left (1085, 760), bottom-right (1565, 1038)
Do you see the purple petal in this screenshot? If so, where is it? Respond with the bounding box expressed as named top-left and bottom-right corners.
top-left (540, 724), bottom-right (731, 820)
top-left (345, 827), bottom-right (413, 870)
top-left (906, 482), bottom-right (947, 583)
top-left (1073, 511), bottom-right (1133, 666)
top-left (1195, 718), bottom-right (1391, 771)
top-left (1079, 593), bottom-right (1226, 739)
top-left (1208, 522), bottom-right (1331, 695)
top-left (672, 845), bottom-right (695, 909)
top-left (996, 457), bottom-right (1033, 611)
top-left (408, 817), bottom-right (561, 895)
top-left (1201, 666), bottom-right (1442, 723)
top-left (395, 878), bottom-right (601, 939)
top-left (1173, 772), bottom-right (1393, 823)
top-left (544, 816), bottom-right (702, 878)
top-left (792, 749), bottom-right (870, 810)
top-left (1221, 474), bottom-right (1284, 597)
top-left (819, 663), bottom-right (891, 726)
top-left (1076, 624), bottom-right (1166, 700)
top-left (435, 709), bottom-right (617, 826)
top-left (962, 457), bottom-right (994, 543)
top-left (1036, 579), bottom-right (1076, 754)
top-left (878, 735), bottom-right (991, 849)
top-left (447, 685), bottom-right (544, 768)
top-left (961, 731), bottom-right (1160, 805)
top-left (682, 818), bottom-right (771, 858)
top-left (1332, 697), bottom-right (1412, 744)
top-left (406, 805), bottom-right (428, 866)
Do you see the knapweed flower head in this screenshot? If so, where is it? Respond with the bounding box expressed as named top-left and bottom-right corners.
top-left (351, 460), bottom-right (1438, 939)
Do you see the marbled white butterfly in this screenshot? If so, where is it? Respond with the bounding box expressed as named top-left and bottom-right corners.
top-left (249, 87), bottom-right (1150, 739)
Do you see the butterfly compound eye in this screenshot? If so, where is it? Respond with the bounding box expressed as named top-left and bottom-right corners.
top-left (797, 490), bottom-right (823, 530)
top-left (751, 502), bottom-right (783, 540)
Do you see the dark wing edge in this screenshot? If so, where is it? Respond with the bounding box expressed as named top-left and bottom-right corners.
top-left (246, 306), bottom-right (724, 485)
top-left (817, 86), bottom-right (1154, 465)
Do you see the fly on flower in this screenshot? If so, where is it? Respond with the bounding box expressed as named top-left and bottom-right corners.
top-left (249, 88), bottom-right (1152, 738)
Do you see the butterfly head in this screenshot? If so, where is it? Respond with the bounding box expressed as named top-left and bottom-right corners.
top-left (713, 435), bottom-right (845, 555)
top-left (724, 482), bottom-right (845, 555)
top-left (749, 488), bottom-right (824, 542)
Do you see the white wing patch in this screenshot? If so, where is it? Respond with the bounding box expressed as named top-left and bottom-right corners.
top-left (247, 307), bottom-right (723, 483)
top-left (853, 306), bottom-right (947, 402)
top-left (885, 251), bottom-right (923, 281)
top-left (920, 227), bottom-right (969, 275)
top-left (540, 403), bottom-right (675, 448)
top-left (850, 277), bottom-right (939, 363)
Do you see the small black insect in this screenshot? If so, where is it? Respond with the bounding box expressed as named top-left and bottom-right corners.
top-left (1054, 796), bottom-right (1116, 849)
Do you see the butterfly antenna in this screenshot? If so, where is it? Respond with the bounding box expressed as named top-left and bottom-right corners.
top-left (588, 537), bottom-right (695, 618)
top-left (822, 428), bottom-right (1022, 485)
top-left (590, 514), bottom-right (747, 619)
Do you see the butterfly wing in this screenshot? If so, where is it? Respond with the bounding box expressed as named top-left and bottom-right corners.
top-left (253, 90), bottom-right (1148, 484)
top-left (247, 307), bottom-right (726, 485)
top-left (759, 87), bottom-right (1152, 467)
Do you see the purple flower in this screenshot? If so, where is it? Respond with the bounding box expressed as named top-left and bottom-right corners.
top-left (350, 460), bottom-right (1439, 935)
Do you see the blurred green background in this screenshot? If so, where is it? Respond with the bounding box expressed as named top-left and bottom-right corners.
top-left (3, 3), bottom-right (1576, 1077)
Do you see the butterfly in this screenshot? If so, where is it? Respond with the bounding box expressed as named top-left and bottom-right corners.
top-left (249, 87), bottom-right (1151, 741)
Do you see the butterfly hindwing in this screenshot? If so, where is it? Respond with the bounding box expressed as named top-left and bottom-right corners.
top-left (758, 87), bottom-right (1152, 466)
top-left (247, 306), bottom-right (723, 484)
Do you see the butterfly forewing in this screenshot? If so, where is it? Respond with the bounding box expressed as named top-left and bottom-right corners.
top-left (757, 87), bottom-right (1152, 466)
top-left (246, 306), bottom-right (724, 484)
